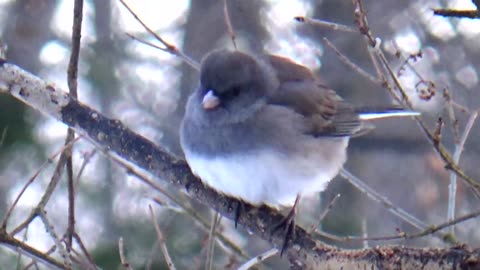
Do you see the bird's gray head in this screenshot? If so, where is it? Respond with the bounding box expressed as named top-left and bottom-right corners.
top-left (189, 49), bottom-right (278, 125)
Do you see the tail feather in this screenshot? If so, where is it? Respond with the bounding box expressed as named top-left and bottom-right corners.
top-left (355, 106), bottom-right (420, 120)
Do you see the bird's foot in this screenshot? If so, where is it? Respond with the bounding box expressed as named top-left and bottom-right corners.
top-left (234, 200), bottom-right (246, 229)
top-left (271, 195), bottom-right (300, 256)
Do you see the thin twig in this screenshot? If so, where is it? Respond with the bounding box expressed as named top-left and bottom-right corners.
top-left (352, 0), bottom-right (480, 196)
top-left (10, 151), bottom-right (69, 236)
top-left (0, 229), bottom-right (65, 269)
top-left (73, 149), bottom-right (97, 189)
top-left (205, 213), bottom-right (220, 270)
top-left (65, 0), bottom-right (84, 252)
top-left (38, 210), bottom-right (72, 268)
top-left (148, 205), bottom-right (176, 270)
top-left (340, 168), bottom-right (427, 230)
top-left (237, 248), bottom-right (279, 270)
top-left (448, 111), bottom-right (478, 233)
top-left (1, 137), bottom-right (81, 230)
top-left (118, 0), bottom-right (200, 70)
top-left (325, 208), bottom-right (480, 243)
top-left (308, 194), bottom-right (341, 233)
top-left (323, 38), bottom-right (380, 84)
top-left (118, 237), bottom-right (134, 270)
top-left (294, 16), bottom-right (357, 33)
top-left (73, 232), bottom-right (97, 269)
top-left (102, 148), bottom-right (248, 259)
top-left (223, 0), bottom-right (237, 50)
top-left (433, 9), bottom-right (480, 18)
top-left (361, 218), bottom-right (368, 248)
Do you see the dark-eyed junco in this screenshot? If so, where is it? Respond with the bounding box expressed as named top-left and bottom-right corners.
top-left (180, 49), bottom-right (417, 209)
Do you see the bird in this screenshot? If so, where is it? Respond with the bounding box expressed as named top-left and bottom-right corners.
top-left (180, 49), bottom-right (417, 251)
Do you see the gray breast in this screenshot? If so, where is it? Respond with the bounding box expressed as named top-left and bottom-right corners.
top-left (180, 105), bottom-right (310, 157)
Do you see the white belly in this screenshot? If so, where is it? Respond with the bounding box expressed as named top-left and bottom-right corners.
top-left (184, 138), bottom-right (348, 207)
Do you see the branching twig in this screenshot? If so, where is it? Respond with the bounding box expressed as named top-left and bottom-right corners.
top-left (38, 211), bottom-right (72, 268)
top-left (104, 148), bottom-right (249, 259)
top-left (1, 137), bottom-right (80, 229)
top-left (0, 229), bottom-right (65, 269)
top-left (340, 169), bottom-right (428, 230)
top-left (148, 205), bottom-right (176, 270)
top-left (351, 0), bottom-right (480, 196)
top-left (323, 208), bottom-right (480, 243)
top-left (118, 0), bottom-right (200, 70)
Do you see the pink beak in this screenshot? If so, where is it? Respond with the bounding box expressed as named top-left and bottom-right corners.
top-left (202, 90), bottom-right (220, 110)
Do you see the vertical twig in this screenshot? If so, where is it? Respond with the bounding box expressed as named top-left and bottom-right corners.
top-left (148, 205), bottom-right (177, 270)
top-left (205, 213), bottom-right (220, 270)
top-left (223, 0), bottom-right (237, 50)
top-left (65, 0), bottom-right (84, 251)
top-left (447, 111), bottom-right (478, 234)
top-left (118, 237), bottom-right (134, 270)
top-left (361, 218), bottom-right (368, 248)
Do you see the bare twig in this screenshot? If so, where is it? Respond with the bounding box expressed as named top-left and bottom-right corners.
top-left (308, 194), bottom-right (341, 234)
top-left (0, 229), bottom-right (65, 269)
top-left (433, 9), bottom-right (480, 18)
top-left (118, 0), bottom-right (200, 70)
top-left (205, 213), bottom-right (220, 270)
top-left (38, 210), bottom-right (72, 268)
top-left (338, 169), bottom-right (458, 243)
top-left (295, 16), bottom-right (357, 32)
top-left (327, 208), bottom-right (480, 243)
top-left (73, 149), bottom-right (97, 189)
top-left (10, 151), bottom-right (69, 236)
top-left (448, 111), bottom-right (478, 233)
top-left (1, 137), bottom-right (81, 230)
top-left (237, 248), bottom-right (279, 270)
top-left (340, 168), bottom-right (427, 230)
top-left (323, 38), bottom-right (380, 84)
top-left (223, 0), bottom-right (237, 50)
top-left (102, 148), bottom-right (248, 259)
top-left (118, 237), bottom-right (134, 270)
top-left (361, 218), bottom-right (368, 248)
top-left (65, 0), bottom-right (84, 251)
top-left (351, 0), bottom-right (480, 196)
top-left (148, 205), bottom-right (177, 270)
top-left (73, 232), bottom-right (97, 269)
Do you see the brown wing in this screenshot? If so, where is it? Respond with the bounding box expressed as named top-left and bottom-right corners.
top-left (266, 55), bottom-right (364, 137)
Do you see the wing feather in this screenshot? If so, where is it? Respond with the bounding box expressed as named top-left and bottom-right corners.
top-left (265, 55), bottom-right (363, 137)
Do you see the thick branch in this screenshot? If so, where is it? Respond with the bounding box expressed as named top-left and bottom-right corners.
top-left (1, 60), bottom-right (479, 269)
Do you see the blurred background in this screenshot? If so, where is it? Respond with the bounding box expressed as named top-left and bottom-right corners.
top-left (0, 0), bottom-right (479, 269)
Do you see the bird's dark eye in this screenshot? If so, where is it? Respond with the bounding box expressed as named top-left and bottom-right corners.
top-left (230, 86), bottom-right (241, 97)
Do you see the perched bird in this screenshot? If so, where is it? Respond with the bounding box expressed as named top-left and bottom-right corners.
top-left (181, 49), bottom-right (417, 210)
